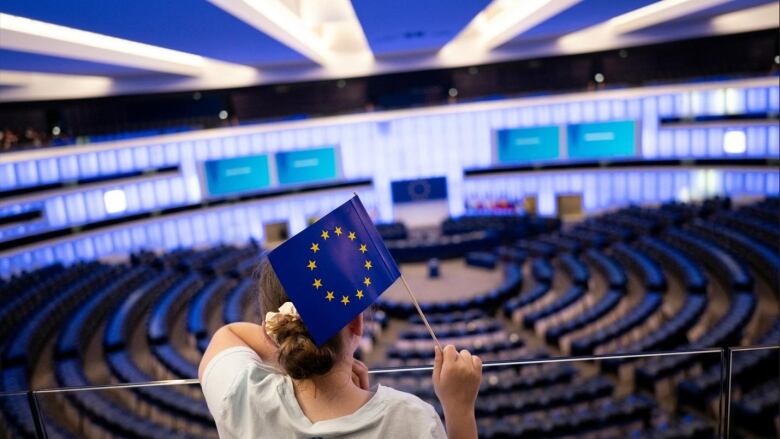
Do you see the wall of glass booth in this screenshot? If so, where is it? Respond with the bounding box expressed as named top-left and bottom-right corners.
top-left (0, 77), bottom-right (778, 275)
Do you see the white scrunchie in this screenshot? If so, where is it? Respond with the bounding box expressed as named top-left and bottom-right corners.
top-left (264, 302), bottom-right (300, 344)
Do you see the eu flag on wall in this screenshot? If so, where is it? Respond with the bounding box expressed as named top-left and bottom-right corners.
top-left (268, 195), bottom-right (401, 346)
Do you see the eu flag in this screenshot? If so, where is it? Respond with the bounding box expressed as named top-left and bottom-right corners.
top-left (268, 195), bottom-right (401, 346)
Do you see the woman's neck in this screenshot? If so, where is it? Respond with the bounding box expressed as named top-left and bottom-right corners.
top-left (291, 362), bottom-right (372, 422)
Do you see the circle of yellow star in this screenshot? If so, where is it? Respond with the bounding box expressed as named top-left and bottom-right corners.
top-left (364, 260), bottom-right (372, 270)
top-left (326, 291), bottom-right (334, 301)
top-left (310, 243), bottom-right (320, 253)
top-left (359, 244), bottom-right (368, 254)
top-left (363, 277), bottom-right (371, 287)
top-left (334, 227), bottom-right (343, 236)
top-left (312, 279), bottom-right (322, 289)
top-left (341, 295), bottom-right (350, 305)
top-left (348, 231), bottom-right (356, 241)
top-left (355, 289), bottom-right (364, 299)
top-left (307, 260), bottom-right (317, 270)
top-left (321, 230), bottom-right (330, 240)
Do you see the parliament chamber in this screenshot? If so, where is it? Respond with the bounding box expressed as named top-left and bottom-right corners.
top-left (0, 1), bottom-right (779, 438)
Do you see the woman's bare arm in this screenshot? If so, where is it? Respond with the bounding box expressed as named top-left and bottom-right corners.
top-left (198, 323), bottom-right (278, 380)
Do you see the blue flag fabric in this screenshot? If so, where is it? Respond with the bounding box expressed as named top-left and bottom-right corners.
top-left (268, 196), bottom-right (401, 346)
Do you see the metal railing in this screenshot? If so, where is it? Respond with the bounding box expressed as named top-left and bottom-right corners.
top-left (2, 345), bottom-right (777, 439)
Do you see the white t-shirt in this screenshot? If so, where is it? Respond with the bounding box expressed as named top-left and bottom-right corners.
top-left (201, 347), bottom-right (446, 439)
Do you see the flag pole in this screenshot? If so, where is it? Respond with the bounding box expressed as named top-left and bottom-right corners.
top-left (350, 192), bottom-right (440, 349)
top-left (399, 274), bottom-right (442, 350)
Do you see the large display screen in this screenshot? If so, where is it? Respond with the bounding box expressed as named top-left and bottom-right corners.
top-left (275, 147), bottom-right (339, 185)
top-left (391, 176), bottom-right (448, 204)
top-left (567, 120), bottom-right (637, 160)
top-left (203, 154), bottom-right (270, 196)
top-left (495, 126), bottom-right (561, 164)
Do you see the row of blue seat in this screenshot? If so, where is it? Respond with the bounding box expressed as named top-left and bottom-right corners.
top-left (559, 229), bottom-right (608, 249)
top-left (623, 204), bottom-right (689, 227)
top-left (523, 285), bottom-right (586, 328)
top-left (712, 211), bottom-right (780, 252)
top-left (105, 350), bottom-right (212, 425)
top-left (0, 263), bottom-right (88, 353)
top-left (635, 292), bottom-right (756, 387)
top-left (741, 198), bottom-right (779, 224)
top-left (691, 220), bottom-right (779, 289)
top-left (535, 235), bottom-right (582, 255)
top-left (3, 265), bottom-right (118, 367)
top-left (55, 359), bottom-right (200, 439)
top-left (386, 231), bottom-right (499, 262)
top-left (665, 228), bottom-right (753, 292)
top-left (639, 236), bottom-right (707, 294)
top-left (569, 292), bottom-right (663, 355)
top-left (222, 278), bottom-right (254, 325)
top-left (611, 242), bottom-right (667, 292)
top-left (530, 258), bottom-right (553, 283)
top-left (475, 376), bottom-right (613, 417)
top-left (558, 253), bottom-right (589, 286)
top-left (464, 251), bottom-right (498, 269)
top-left (479, 364), bottom-right (577, 396)
top-left (386, 335), bottom-right (523, 361)
top-left (1, 366), bottom-right (75, 439)
top-left (376, 222), bottom-right (408, 240)
top-left (584, 248), bottom-right (626, 290)
top-left (576, 219), bottom-right (635, 242)
top-left (399, 318), bottom-right (503, 340)
top-left (380, 263), bottom-right (522, 318)
top-left (603, 294), bottom-right (708, 371)
top-left (104, 270), bottom-right (180, 351)
top-left (0, 263), bottom-right (64, 310)
top-left (442, 215), bottom-right (558, 241)
top-left (201, 245), bottom-right (259, 277)
top-left (602, 211), bottom-right (662, 235)
top-left (731, 378), bottom-right (780, 437)
top-left (501, 283), bottom-right (550, 318)
top-left (187, 276), bottom-right (238, 341)
top-left (148, 273), bottom-right (204, 344)
top-left (544, 290), bottom-right (623, 344)
top-left (478, 394), bottom-right (656, 439)
top-left (56, 266), bottom-right (150, 359)
top-left (678, 319), bottom-right (780, 407)
top-left (408, 309), bottom-right (485, 326)
top-left (379, 361), bottom-right (576, 400)
top-left (517, 239), bottom-right (557, 259)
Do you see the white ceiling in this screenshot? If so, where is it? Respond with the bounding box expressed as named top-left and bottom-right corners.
top-left (0, 0), bottom-right (777, 102)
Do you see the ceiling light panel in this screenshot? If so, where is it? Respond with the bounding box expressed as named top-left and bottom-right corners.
top-left (0, 13), bottom-right (206, 76)
top-left (442, 0), bottom-right (583, 55)
top-left (607, 0), bottom-right (732, 34)
top-left (208, 0), bottom-right (372, 69)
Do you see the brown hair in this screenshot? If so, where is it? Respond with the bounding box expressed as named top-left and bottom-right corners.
top-left (257, 258), bottom-right (342, 379)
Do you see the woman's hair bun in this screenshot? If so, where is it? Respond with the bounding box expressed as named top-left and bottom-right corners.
top-left (274, 315), bottom-right (340, 379)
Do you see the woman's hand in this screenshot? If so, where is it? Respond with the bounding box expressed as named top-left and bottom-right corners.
top-left (350, 358), bottom-right (369, 390)
top-left (432, 344), bottom-right (482, 414)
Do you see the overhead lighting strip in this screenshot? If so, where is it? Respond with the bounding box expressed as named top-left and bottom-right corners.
top-left (0, 13), bottom-right (206, 76)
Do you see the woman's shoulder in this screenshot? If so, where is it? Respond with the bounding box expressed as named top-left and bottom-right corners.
top-left (369, 386), bottom-right (445, 437)
top-left (375, 385), bottom-right (437, 414)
